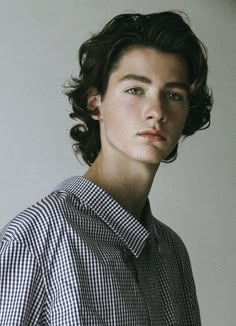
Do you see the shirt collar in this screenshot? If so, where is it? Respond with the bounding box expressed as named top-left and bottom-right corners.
top-left (54, 176), bottom-right (155, 258)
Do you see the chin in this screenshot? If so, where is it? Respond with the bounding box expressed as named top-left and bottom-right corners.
top-left (143, 158), bottom-right (162, 165)
top-left (132, 154), bottom-right (164, 165)
top-left (132, 149), bottom-right (167, 165)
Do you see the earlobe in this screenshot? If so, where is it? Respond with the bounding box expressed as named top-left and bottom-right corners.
top-left (87, 92), bottom-right (102, 121)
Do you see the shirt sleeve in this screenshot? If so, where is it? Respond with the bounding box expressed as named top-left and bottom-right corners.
top-left (0, 240), bottom-right (46, 325)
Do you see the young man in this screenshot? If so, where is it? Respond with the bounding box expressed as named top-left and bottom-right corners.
top-left (0, 12), bottom-right (212, 325)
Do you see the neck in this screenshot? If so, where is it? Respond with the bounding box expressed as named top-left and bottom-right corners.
top-left (83, 151), bottom-right (160, 220)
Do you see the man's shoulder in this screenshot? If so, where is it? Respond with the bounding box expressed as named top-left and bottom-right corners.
top-left (0, 178), bottom-right (83, 257)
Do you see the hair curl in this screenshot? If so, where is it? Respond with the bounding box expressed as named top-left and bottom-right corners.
top-left (64, 11), bottom-right (213, 165)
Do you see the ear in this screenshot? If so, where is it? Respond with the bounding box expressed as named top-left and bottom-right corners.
top-left (87, 90), bottom-right (102, 121)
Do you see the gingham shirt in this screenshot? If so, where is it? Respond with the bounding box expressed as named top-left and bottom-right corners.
top-left (0, 176), bottom-right (201, 325)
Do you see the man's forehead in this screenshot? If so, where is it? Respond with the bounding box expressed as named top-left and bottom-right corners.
top-left (111, 47), bottom-right (189, 82)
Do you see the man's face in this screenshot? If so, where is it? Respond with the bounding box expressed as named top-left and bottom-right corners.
top-left (90, 47), bottom-right (189, 165)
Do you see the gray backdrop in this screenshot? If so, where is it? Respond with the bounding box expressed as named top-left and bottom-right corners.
top-left (0, 0), bottom-right (235, 325)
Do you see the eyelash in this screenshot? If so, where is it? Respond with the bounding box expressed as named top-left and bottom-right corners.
top-left (166, 92), bottom-right (184, 102)
top-left (126, 87), bottom-right (144, 95)
top-left (126, 88), bottom-right (185, 102)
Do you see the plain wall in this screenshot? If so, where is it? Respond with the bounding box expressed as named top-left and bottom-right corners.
top-left (0, 0), bottom-right (235, 325)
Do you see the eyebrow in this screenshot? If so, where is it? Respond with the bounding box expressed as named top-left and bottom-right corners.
top-left (119, 74), bottom-right (189, 92)
top-left (119, 74), bottom-right (152, 84)
top-left (165, 82), bottom-right (189, 92)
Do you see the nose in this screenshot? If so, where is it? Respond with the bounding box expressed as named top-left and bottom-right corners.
top-left (144, 95), bottom-right (167, 123)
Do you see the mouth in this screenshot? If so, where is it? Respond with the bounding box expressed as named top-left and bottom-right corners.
top-left (138, 134), bottom-right (166, 142)
top-left (137, 129), bottom-right (167, 142)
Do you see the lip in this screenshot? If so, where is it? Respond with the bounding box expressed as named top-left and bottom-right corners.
top-left (137, 129), bottom-right (167, 141)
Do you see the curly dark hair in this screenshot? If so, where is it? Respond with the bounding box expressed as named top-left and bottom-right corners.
top-left (64, 11), bottom-right (213, 165)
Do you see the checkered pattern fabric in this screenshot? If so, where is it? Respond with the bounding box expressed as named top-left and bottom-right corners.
top-left (0, 176), bottom-right (201, 325)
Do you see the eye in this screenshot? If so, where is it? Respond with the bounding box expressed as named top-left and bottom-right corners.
top-left (127, 87), bottom-right (143, 95)
top-left (167, 91), bottom-right (183, 101)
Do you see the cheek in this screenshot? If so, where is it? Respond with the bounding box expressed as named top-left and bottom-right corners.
top-left (169, 111), bottom-right (188, 139)
top-left (175, 109), bottom-right (188, 126)
top-left (104, 97), bottom-right (138, 125)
